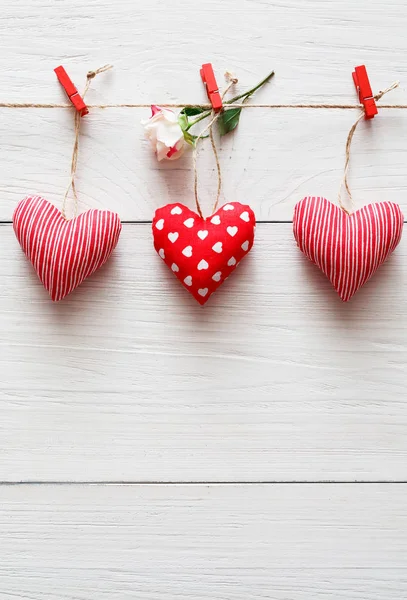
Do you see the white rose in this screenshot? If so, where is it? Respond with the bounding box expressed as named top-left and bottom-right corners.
top-left (142, 105), bottom-right (187, 161)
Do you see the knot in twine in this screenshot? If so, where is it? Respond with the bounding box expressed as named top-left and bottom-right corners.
top-left (62, 64), bottom-right (113, 219)
top-left (338, 81), bottom-right (399, 214)
top-left (192, 73), bottom-right (238, 219)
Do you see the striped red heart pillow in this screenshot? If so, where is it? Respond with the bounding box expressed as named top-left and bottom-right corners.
top-left (13, 196), bottom-right (122, 301)
top-left (293, 196), bottom-right (404, 301)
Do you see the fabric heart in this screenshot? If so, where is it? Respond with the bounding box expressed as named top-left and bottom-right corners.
top-left (13, 196), bottom-right (122, 301)
top-left (293, 196), bottom-right (404, 301)
top-left (152, 202), bottom-right (256, 304)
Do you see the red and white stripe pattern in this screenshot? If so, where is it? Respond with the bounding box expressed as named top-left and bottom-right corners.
top-left (293, 196), bottom-right (404, 301)
top-left (13, 196), bottom-right (122, 301)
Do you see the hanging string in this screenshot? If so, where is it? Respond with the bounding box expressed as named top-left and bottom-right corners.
top-left (192, 74), bottom-right (238, 218)
top-left (338, 81), bottom-right (399, 214)
top-left (61, 64), bottom-right (113, 219)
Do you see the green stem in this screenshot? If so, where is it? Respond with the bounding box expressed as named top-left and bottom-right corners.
top-left (225, 70), bottom-right (275, 104)
top-left (185, 110), bottom-right (212, 130)
top-left (185, 70), bottom-right (275, 131)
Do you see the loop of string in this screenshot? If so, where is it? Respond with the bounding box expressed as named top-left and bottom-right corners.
top-left (338, 81), bottom-right (399, 214)
top-left (192, 78), bottom-right (237, 218)
top-left (62, 64), bottom-right (112, 219)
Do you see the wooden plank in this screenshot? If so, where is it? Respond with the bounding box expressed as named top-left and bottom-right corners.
top-left (2, 108), bottom-right (406, 221)
top-left (0, 483), bottom-right (406, 599)
top-left (1, 0), bottom-right (406, 105)
top-left (1, 223), bottom-right (406, 482)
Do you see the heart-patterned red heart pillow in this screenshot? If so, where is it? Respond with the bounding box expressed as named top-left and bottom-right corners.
top-left (293, 196), bottom-right (404, 301)
top-left (152, 202), bottom-right (256, 304)
top-left (13, 196), bottom-right (122, 301)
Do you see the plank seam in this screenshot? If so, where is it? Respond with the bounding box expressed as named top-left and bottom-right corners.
top-left (0, 481), bottom-right (406, 485)
top-left (1, 221), bottom-right (407, 225)
top-left (0, 220), bottom-right (296, 225)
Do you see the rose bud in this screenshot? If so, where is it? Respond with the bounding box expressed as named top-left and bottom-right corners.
top-left (142, 105), bottom-right (187, 161)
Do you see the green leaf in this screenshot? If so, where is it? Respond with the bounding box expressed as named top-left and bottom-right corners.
top-left (217, 108), bottom-right (242, 136)
top-left (181, 106), bottom-right (205, 116)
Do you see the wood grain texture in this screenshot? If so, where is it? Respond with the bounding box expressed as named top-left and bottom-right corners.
top-left (1, 223), bottom-right (406, 482)
top-left (0, 484), bottom-right (406, 599)
top-left (2, 108), bottom-right (406, 221)
top-left (3, 0), bottom-right (407, 589)
top-left (1, 0), bottom-right (407, 105)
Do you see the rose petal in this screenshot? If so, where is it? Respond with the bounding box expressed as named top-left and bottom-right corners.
top-left (155, 121), bottom-right (184, 147)
top-left (156, 141), bottom-right (170, 161)
top-left (166, 145), bottom-right (179, 158)
top-left (151, 105), bottom-right (161, 117)
top-left (166, 138), bottom-right (186, 160)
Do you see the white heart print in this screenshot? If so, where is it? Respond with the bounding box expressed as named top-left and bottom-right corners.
top-left (171, 263), bottom-right (179, 272)
top-left (168, 232), bottom-right (179, 243)
top-left (171, 206), bottom-right (183, 215)
top-left (184, 276), bottom-right (192, 286)
top-left (183, 218), bottom-right (194, 228)
top-left (197, 230), bottom-right (208, 240)
top-left (212, 242), bottom-right (223, 253)
top-left (159, 248), bottom-right (165, 259)
top-left (198, 288), bottom-right (209, 297)
top-left (155, 219), bottom-right (164, 230)
top-left (211, 215), bottom-right (221, 225)
top-left (212, 271), bottom-right (222, 282)
top-left (240, 211), bottom-right (250, 222)
top-left (197, 259), bottom-right (209, 270)
top-left (222, 204), bottom-right (235, 211)
top-left (227, 226), bottom-right (238, 237)
top-left (241, 240), bottom-right (249, 251)
top-left (228, 256), bottom-right (236, 266)
top-left (182, 246), bottom-right (193, 257)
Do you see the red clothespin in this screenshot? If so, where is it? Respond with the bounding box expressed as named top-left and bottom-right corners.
top-left (352, 65), bottom-right (378, 120)
top-left (200, 63), bottom-right (223, 112)
top-left (54, 66), bottom-right (89, 116)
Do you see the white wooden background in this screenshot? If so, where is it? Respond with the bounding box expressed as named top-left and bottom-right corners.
top-left (1, 0), bottom-right (407, 598)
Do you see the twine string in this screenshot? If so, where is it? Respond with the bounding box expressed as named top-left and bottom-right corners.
top-left (4, 72), bottom-right (402, 216)
top-left (62, 64), bottom-right (113, 219)
top-left (192, 77), bottom-right (237, 218)
top-left (2, 102), bottom-right (407, 109)
top-left (338, 81), bottom-right (399, 214)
